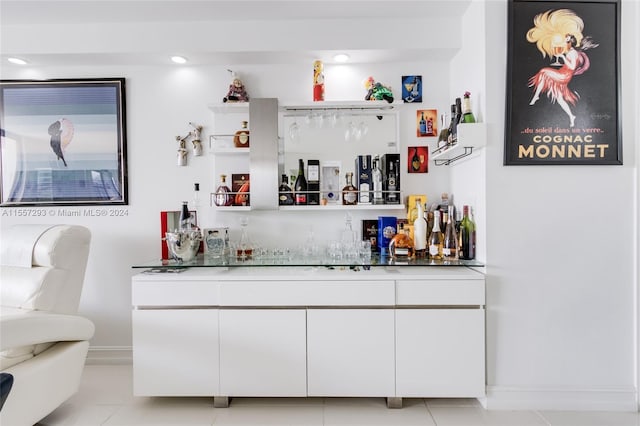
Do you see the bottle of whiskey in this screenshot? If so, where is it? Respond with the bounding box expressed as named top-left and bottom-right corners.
top-left (233, 120), bottom-right (250, 148)
top-left (294, 159), bottom-right (308, 205)
top-left (389, 222), bottom-right (414, 259)
top-left (214, 174), bottom-right (233, 207)
top-left (342, 172), bottom-right (358, 205)
top-left (278, 174), bottom-right (294, 206)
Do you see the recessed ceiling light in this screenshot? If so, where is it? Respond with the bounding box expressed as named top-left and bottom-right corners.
top-left (333, 54), bottom-right (350, 63)
top-left (7, 57), bottom-right (28, 65)
top-left (171, 56), bottom-right (188, 64)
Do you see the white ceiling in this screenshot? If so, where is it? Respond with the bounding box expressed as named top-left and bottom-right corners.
top-left (0, 0), bottom-right (472, 66)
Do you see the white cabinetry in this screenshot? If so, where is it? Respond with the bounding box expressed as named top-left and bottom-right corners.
top-left (219, 309), bottom-right (307, 397)
top-left (307, 309), bottom-right (395, 397)
top-left (132, 309), bottom-right (219, 396)
top-left (131, 267), bottom-right (485, 407)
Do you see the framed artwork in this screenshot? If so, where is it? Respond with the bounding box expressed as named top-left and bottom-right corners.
top-left (402, 75), bottom-right (422, 103)
top-left (504, 0), bottom-right (621, 165)
top-left (0, 78), bottom-right (128, 205)
top-left (408, 146), bottom-right (428, 173)
top-left (416, 109), bottom-right (437, 137)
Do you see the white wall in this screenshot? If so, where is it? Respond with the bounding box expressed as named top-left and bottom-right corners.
top-left (1, 0), bottom-right (638, 411)
top-left (481, 0), bottom-right (639, 411)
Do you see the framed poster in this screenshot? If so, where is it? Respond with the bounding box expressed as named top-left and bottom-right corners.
top-left (504, 0), bottom-right (621, 165)
top-left (0, 78), bottom-right (128, 205)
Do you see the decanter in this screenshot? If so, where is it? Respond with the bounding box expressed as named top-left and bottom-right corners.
top-left (214, 174), bottom-right (233, 207)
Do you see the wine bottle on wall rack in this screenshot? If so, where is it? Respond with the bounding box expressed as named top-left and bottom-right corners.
top-left (462, 91), bottom-right (476, 123)
top-left (294, 159), bottom-right (308, 205)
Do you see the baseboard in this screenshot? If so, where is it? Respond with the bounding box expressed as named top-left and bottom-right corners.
top-left (86, 346), bottom-right (132, 365)
top-left (485, 385), bottom-right (638, 411)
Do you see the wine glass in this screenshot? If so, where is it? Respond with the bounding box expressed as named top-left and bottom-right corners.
top-left (550, 35), bottom-right (564, 66)
top-left (288, 120), bottom-right (300, 143)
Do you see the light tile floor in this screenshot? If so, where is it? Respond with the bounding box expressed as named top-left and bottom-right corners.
top-left (36, 365), bottom-right (639, 426)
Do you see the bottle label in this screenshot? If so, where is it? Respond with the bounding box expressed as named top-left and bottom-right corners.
top-left (429, 244), bottom-right (440, 256)
top-left (344, 191), bottom-right (357, 203)
top-left (395, 247), bottom-right (409, 257)
top-left (238, 133), bottom-right (248, 144)
top-left (443, 248), bottom-right (451, 256)
top-left (296, 194), bottom-right (307, 204)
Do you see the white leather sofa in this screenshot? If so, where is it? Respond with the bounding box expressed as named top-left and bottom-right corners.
top-left (0, 224), bottom-right (94, 426)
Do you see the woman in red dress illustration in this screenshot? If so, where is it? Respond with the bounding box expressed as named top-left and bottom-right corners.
top-left (526, 9), bottom-right (598, 127)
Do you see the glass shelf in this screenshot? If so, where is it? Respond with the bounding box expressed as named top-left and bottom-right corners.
top-left (278, 204), bottom-right (405, 211)
top-left (132, 253), bottom-right (484, 269)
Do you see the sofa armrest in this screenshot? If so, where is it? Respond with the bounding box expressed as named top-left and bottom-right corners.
top-left (0, 312), bottom-right (95, 351)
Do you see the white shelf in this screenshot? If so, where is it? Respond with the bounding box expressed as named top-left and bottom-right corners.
top-left (432, 123), bottom-right (487, 166)
top-left (207, 102), bottom-right (250, 113)
top-left (212, 205), bottom-right (251, 211)
top-left (279, 204), bottom-right (405, 212)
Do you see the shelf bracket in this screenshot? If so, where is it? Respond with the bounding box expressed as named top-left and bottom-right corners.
top-left (433, 146), bottom-right (474, 166)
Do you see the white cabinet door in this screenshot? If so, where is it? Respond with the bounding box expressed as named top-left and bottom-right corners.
top-left (396, 309), bottom-right (485, 397)
top-left (307, 309), bottom-right (395, 397)
top-left (219, 309), bottom-right (307, 396)
top-left (132, 309), bottom-right (219, 396)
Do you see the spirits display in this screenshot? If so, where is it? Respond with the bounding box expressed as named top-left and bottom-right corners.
top-left (355, 155), bottom-right (372, 204)
top-left (179, 201), bottom-right (191, 230)
top-left (371, 156), bottom-right (383, 205)
top-left (428, 210), bottom-right (444, 260)
top-left (377, 216), bottom-right (397, 256)
top-left (294, 159), bottom-right (308, 205)
top-left (307, 159), bottom-right (320, 205)
top-left (381, 153), bottom-right (400, 204)
top-left (389, 223), bottom-right (414, 259)
top-left (443, 205), bottom-right (459, 261)
top-left (214, 174), bottom-right (233, 207)
top-left (341, 172), bottom-right (358, 206)
top-left (461, 91), bottom-right (476, 123)
top-left (459, 205), bottom-right (476, 260)
top-left (232, 174), bottom-right (250, 206)
top-left (233, 120), bottom-right (250, 148)
top-left (278, 174), bottom-right (294, 206)
top-left (413, 200), bottom-right (427, 257)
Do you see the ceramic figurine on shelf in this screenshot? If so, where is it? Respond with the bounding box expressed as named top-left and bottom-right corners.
top-left (363, 76), bottom-right (394, 103)
top-left (176, 136), bottom-right (188, 166)
top-left (222, 70), bottom-right (249, 103)
top-left (189, 122), bottom-right (203, 156)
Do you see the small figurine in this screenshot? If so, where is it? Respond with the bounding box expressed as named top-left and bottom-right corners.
top-left (364, 76), bottom-right (394, 103)
top-left (176, 136), bottom-right (188, 166)
top-left (223, 70), bottom-right (249, 103)
top-left (189, 122), bottom-right (203, 156)
top-left (313, 60), bottom-right (325, 101)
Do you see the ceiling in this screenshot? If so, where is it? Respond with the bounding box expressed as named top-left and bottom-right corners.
top-left (0, 0), bottom-right (472, 66)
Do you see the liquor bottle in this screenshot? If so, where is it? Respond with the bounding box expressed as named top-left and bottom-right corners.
top-left (451, 98), bottom-right (462, 145)
top-left (278, 174), bottom-right (294, 206)
top-left (294, 159), bottom-right (308, 205)
top-left (372, 156), bottom-right (384, 205)
top-left (233, 120), bottom-right (250, 148)
top-left (342, 172), bottom-right (358, 206)
top-left (389, 222), bottom-right (414, 259)
top-left (192, 183), bottom-right (201, 208)
top-left (179, 201), bottom-right (191, 230)
top-left (214, 174), bottom-right (233, 207)
top-left (446, 104), bottom-right (456, 146)
top-left (413, 200), bottom-right (427, 257)
top-left (307, 159), bottom-right (320, 205)
top-left (411, 147), bottom-right (421, 172)
top-left (459, 205), bottom-right (476, 260)
top-left (461, 91), bottom-right (476, 123)
top-left (437, 113), bottom-right (449, 150)
top-left (443, 205), bottom-right (459, 261)
top-left (419, 112), bottom-right (427, 136)
top-left (428, 210), bottom-right (444, 260)
top-left (437, 192), bottom-right (449, 220)
top-left (387, 160), bottom-right (398, 204)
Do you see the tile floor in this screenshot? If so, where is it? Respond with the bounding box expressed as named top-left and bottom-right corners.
top-left (36, 365), bottom-right (639, 426)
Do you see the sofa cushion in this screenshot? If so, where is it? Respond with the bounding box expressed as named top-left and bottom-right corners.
top-left (0, 266), bottom-right (65, 311)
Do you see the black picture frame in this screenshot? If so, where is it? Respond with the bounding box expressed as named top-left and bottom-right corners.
top-left (504, 0), bottom-right (622, 165)
top-left (0, 78), bottom-right (128, 206)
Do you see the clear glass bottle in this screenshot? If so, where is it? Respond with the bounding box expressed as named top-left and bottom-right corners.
top-left (214, 174), bottom-right (233, 207)
top-left (389, 222), bottom-right (414, 259)
top-left (461, 91), bottom-right (476, 123)
top-left (371, 156), bottom-right (384, 205)
top-left (342, 172), bottom-right (358, 206)
top-left (237, 216), bottom-right (253, 260)
top-left (413, 200), bottom-right (427, 257)
top-left (278, 174), bottom-right (294, 206)
top-left (459, 205), bottom-right (476, 260)
top-left (233, 120), bottom-right (250, 148)
top-left (443, 205), bottom-right (459, 261)
top-left (428, 210), bottom-right (444, 260)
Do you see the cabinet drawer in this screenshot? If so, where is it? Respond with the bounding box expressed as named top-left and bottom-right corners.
top-left (132, 281), bottom-right (221, 306)
top-left (396, 280), bottom-right (485, 306)
top-left (220, 280), bottom-right (395, 306)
